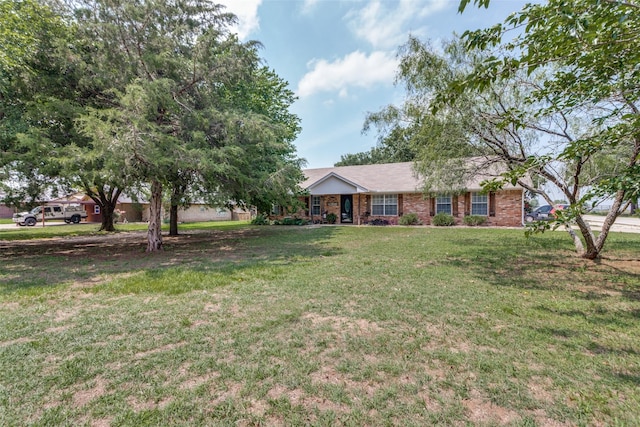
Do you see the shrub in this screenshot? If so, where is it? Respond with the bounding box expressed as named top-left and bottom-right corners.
top-left (463, 215), bottom-right (488, 226)
top-left (326, 213), bottom-right (337, 224)
top-left (368, 218), bottom-right (389, 226)
top-left (251, 214), bottom-right (270, 225)
top-left (432, 212), bottom-right (455, 226)
top-left (399, 213), bottom-right (422, 225)
top-left (277, 217), bottom-right (309, 226)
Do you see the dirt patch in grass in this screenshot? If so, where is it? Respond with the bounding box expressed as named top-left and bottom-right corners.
top-left (73, 376), bottom-right (108, 407)
top-left (134, 341), bottom-right (186, 359)
top-left (463, 391), bottom-right (521, 424)
top-left (302, 312), bottom-right (384, 335)
top-left (0, 336), bottom-right (34, 347)
top-left (127, 395), bottom-right (173, 412)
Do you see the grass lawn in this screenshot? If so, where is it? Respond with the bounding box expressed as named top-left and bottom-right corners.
top-left (1, 224), bottom-right (639, 426)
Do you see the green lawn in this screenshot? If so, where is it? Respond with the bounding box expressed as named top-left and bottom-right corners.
top-left (1, 225), bottom-right (639, 426)
top-left (0, 220), bottom-right (250, 241)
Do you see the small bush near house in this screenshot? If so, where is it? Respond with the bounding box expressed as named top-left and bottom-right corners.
top-left (326, 213), bottom-right (337, 224)
top-left (368, 218), bottom-right (390, 226)
top-left (399, 213), bottom-right (422, 225)
top-left (251, 214), bottom-right (270, 225)
top-left (432, 212), bottom-right (455, 226)
top-left (463, 215), bottom-right (488, 226)
top-left (273, 217), bottom-right (310, 226)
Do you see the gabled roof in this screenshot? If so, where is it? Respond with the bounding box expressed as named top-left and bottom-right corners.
top-left (303, 162), bottom-right (423, 194)
top-left (307, 172), bottom-right (370, 193)
top-left (302, 159), bottom-right (525, 194)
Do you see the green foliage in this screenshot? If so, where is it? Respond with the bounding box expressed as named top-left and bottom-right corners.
top-left (456, 0), bottom-right (640, 258)
top-left (463, 215), bottom-right (487, 226)
top-left (272, 217), bottom-right (310, 226)
top-left (1, 0), bottom-right (304, 243)
top-left (335, 126), bottom-right (419, 166)
top-left (326, 213), bottom-right (337, 224)
top-left (251, 214), bottom-right (270, 225)
top-left (399, 213), bottom-right (422, 225)
top-left (368, 0), bottom-right (640, 259)
top-left (432, 212), bottom-right (455, 226)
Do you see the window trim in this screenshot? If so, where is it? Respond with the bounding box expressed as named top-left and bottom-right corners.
top-left (471, 192), bottom-right (488, 216)
top-left (371, 194), bottom-right (398, 216)
top-left (311, 195), bottom-right (321, 216)
top-left (436, 195), bottom-right (452, 215)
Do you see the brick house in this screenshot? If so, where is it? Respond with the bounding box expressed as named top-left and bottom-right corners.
top-left (291, 161), bottom-right (525, 227)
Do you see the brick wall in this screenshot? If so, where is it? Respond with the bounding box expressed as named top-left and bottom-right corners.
top-left (0, 204), bottom-right (14, 219)
top-left (402, 193), bottom-right (431, 224)
top-left (402, 190), bottom-right (523, 227)
top-left (296, 190), bottom-right (523, 227)
top-left (490, 189), bottom-right (523, 227)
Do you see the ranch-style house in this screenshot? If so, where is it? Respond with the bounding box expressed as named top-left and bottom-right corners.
top-left (285, 161), bottom-right (526, 227)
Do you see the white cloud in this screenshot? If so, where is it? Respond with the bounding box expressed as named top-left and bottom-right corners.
top-left (297, 51), bottom-right (398, 98)
top-left (217, 0), bottom-right (262, 40)
top-left (346, 0), bottom-right (450, 49)
top-left (301, 0), bottom-right (320, 15)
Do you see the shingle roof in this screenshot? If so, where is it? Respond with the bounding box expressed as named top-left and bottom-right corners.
top-left (302, 159), bottom-right (525, 193)
top-left (303, 162), bottom-right (422, 193)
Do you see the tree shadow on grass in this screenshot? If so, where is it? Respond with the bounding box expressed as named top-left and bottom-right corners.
top-left (0, 226), bottom-right (340, 295)
top-left (615, 372), bottom-right (640, 386)
top-left (445, 234), bottom-right (640, 302)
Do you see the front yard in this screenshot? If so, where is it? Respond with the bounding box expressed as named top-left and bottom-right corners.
top-left (1, 224), bottom-right (639, 425)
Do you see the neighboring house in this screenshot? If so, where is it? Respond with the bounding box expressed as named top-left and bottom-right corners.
top-left (287, 161), bottom-right (525, 227)
top-left (140, 203), bottom-right (251, 223)
top-left (0, 191), bottom-right (15, 218)
top-left (53, 192), bottom-right (250, 223)
top-left (0, 203), bottom-right (14, 219)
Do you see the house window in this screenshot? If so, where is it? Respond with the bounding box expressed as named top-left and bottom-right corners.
top-left (471, 192), bottom-right (488, 216)
top-left (372, 194), bottom-right (398, 216)
top-left (94, 205), bottom-right (101, 214)
top-left (311, 196), bottom-right (321, 215)
top-left (436, 196), bottom-right (452, 214)
top-left (271, 204), bottom-right (282, 215)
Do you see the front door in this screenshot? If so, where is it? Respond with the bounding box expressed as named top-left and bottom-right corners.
top-left (340, 195), bottom-right (353, 223)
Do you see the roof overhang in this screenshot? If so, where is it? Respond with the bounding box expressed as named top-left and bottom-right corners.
top-left (306, 172), bottom-right (368, 195)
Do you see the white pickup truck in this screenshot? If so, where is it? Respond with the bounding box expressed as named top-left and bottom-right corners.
top-left (13, 204), bottom-right (88, 226)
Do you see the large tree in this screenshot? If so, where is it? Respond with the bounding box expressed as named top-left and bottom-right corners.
top-left (367, 1), bottom-right (639, 259)
top-left (71, 0), bottom-right (303, 250)
top-left (0, 0), bottom-right (74, 209)
top-left (453, 0), bottom-right (640, 259)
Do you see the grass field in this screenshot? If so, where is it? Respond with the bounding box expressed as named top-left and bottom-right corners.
top-left (1, 224), bottom-right (639, 426)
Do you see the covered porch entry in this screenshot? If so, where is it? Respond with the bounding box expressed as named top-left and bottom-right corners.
top-left (306, 172), bottom-right (369, 225)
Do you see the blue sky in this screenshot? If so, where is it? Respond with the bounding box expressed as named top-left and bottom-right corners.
top-left (220, 0), bottom-right (529, 169)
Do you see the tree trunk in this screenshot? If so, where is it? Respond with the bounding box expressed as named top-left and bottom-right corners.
top-left (87, 186), bottom-right (121, 232)
top-left (573, 215), bottom-right (599, 260)
top-left (100, 202), bottom-right (116, 232)
top-left (564, 224), bottom-right (585, 256)
top-left (169, 203), bottom-right (179, 236)
top-left (592, 190), bottom-right (627, 259)
top-left (147, 180), bottom-right (163, 252)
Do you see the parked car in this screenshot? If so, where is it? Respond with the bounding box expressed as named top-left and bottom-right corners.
top-left (524, 204), bottom-right (569, 223)
top-left (550, 204), bottom-right (569, 216)
top-left (12, 204), bottom-right (88, 226)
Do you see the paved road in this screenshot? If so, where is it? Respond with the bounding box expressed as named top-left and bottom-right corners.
top-left (582, 214), bottom-right (640, 234)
